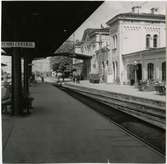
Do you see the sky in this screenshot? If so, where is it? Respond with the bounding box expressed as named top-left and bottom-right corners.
top-left (72, 1), bottom-right (166, 41)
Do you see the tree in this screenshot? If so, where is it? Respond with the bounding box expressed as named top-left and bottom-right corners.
top-left (52, 63), bottom-right (59, 72)
top-left (51, 56), bottom-right (72, 72)
top-left (50, 39), bottom-right (73, 75)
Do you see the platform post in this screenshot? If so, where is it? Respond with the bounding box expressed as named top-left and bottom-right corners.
top-left (24, 55), bottom-right (30, 96)
top-left (11, 48), bottom-right (23, 115)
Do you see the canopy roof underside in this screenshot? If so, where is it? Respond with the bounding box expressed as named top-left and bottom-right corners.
top-left (2, 1), bottom-right (103, 59)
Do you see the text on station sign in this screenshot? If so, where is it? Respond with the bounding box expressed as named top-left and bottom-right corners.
top-left (1, 42), bottom-right (35, 48)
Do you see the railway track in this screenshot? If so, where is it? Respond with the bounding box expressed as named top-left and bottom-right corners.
top-left (56, 85), bottom-right (165, 156)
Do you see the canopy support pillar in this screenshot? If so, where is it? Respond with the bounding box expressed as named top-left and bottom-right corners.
top-left (23, 55), bottom-right (30, 97)
top-left (11, 48), bottom-right (23, 115)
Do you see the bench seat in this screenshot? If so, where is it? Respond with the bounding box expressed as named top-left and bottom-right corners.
top-left (2, 98), bottom-right (12, 114)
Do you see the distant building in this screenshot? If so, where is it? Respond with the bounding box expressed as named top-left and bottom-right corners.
top-left (93, 29), bottom-right (111, 82)
top-left (1, 56), bottom-right (12, 74)
top-left (73, 40), bottom-right (84, 67)
top-left (81, 28), bottom-right (110, 73)
top-left (73, 41), bottom-right (84, 77)
top-left (32, 57), bottom-right (51, 75)
top-left (75, 27), bottom-right (110, 80)
top-left (106, 8), bottom-right (166, 84)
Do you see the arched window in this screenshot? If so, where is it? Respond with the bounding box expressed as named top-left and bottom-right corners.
top-left (147, 63), bottom-right (154, 80)
top-left (102, 61), bottom-right (105, 68)
top-left (93, 63), bottom-right (96, 68)
top-left (153, 34), bottom-right (158, 48)
top-left (93, 44), bottom-right (96, 49)
top-left (112, 34), bottom-right (117, 49)
top-left (81, 47), bottom-right (84, 53)
top-left (112, 36), bottom-right (115, 48)
top-left (162, 62), bottom-right (166, 81)
top-left (113, 62), bottom-right (115, 80)
top-left (115, 35), bottom-right (117, 49)
top-left (146, 34), bottom-right (151, 49)
top-left (106, 60), bottom-right (109, 66)
top-left (115, 61), bottom-right (118, 79)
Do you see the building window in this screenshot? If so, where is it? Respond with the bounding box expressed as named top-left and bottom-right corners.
top-left (153, 34), bottom-right (158, 48)
top-left (113, 62), bottom-right (115, 80)
top-left (146, 34), bottom-right (151, 49)
top-left (115, 35), bottom-right (117, 48)
top-left (102, 61), bottom-right (105, 68)
top-left (112, 34), bottom-right (117, 49)
top-left (93, 64), bottom-right (96, 68)
top-left (93, 44), bottom-right (96, 49)
top-left (162, 62), bottom-right (166, 81)
top-left (147, 63), bottom-right (154, 80)
top-left (112, 36), bottom-right (115, 48)
top-left (106, 60), bottom-right (109, 66)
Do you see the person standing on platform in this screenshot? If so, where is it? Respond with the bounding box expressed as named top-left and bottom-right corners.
top-left (76, 71), bottom-right (80, 83)
top-left (72, 70), bottom-right (77, 83)
top-left (41, 74), bottom-right (44, 83)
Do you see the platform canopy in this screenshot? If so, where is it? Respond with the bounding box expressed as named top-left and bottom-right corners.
top-left (2, 1), bottom-right (103, 59)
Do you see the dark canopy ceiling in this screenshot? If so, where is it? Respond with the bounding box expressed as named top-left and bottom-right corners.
top-left (2, 1), bottom-right (103, 58)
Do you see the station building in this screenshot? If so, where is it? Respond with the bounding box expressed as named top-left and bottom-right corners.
top-left (74, 28), bottom-right (110, 80)
top-left (73, 41), bottom-right (85, 77)
top-left (75, 8), bottom-right (166, 85)
top-left (106, 8), bottom-right (166, 84)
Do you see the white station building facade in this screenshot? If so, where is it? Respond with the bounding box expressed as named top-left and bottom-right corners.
top-left (75, 8), bottom-right (166, 84)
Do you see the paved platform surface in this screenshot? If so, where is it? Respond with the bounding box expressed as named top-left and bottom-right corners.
top-left (66, 80), bottom-right (166, 102)
top-left (2, 83), bottom-right (165, 163)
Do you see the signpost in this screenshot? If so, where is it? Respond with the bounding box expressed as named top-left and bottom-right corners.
top-left (1, 42), bottom-right (35, 48)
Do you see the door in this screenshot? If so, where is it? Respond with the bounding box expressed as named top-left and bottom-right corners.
top-left (137, 63), bottom-right (142, 82)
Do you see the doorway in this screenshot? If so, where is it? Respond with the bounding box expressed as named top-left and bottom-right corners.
top-left (137, 63), bottom-right (142, 82)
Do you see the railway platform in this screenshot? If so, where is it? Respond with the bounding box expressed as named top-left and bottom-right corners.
top-left (65, 80), bottom-right (166, 102)
top-left (2, 83), bottom-right (165, 163)
top-left (62, 80), bottom-right (166, 129)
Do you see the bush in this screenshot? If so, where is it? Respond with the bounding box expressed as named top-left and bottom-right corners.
top-left (138, 80), bottom-right (166, 92)
top-left (154, 81), bottom-right (166, 95)
top-left (138, 80), bottom-right (154, 91)
top-left (89, 74), bottom-right (100, 83)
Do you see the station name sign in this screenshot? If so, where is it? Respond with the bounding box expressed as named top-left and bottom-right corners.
top-left (1, 42), bottom-right (35, 48)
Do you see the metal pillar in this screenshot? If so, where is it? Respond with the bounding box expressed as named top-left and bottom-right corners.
top-left (28, 58), bottom-right (32, 78)
top-left (23, 55), bottom-right (32, 114)
top-left (24, 55), bottom-right (29, 97)
top-left (12, 48), bottom-right (23, 115)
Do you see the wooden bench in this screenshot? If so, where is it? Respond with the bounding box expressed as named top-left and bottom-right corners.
top-left (154, 85), bottom-right (166, 95)
top-left (2, 98), bottom-right (12, 114)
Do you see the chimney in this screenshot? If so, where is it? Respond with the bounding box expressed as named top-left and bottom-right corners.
top-left (131, 6), bottom-right (141, 14)
top-left (132, 7), bottom-right (135, 13)
top-left (151, 8), bottom-right (158, 14)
